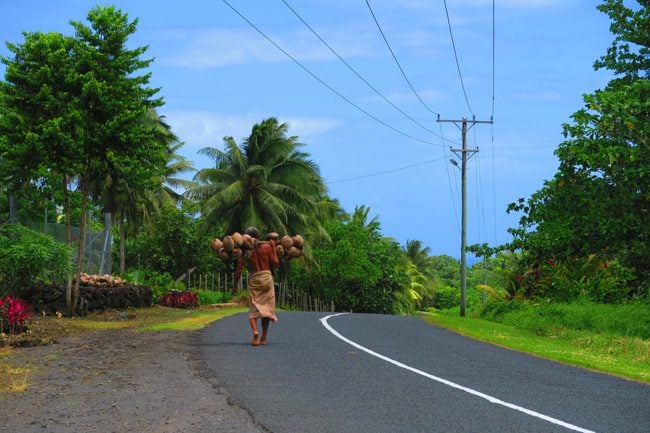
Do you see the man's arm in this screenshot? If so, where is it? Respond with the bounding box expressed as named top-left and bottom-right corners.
top-left (268, 240), bottom-right (280, 268)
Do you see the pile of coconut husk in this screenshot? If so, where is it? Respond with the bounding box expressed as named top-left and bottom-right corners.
top-left (210, 231), bottom-right (304, 263)
top-left (76, 272), bottom-right (128, 287)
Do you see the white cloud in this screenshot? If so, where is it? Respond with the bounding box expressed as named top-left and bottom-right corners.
top-left (162, 28), bottom-right (380, 70)
top-left (164, 110), bottom-right (340, 156)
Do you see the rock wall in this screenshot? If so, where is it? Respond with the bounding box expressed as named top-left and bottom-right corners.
top-left (23, 282), bottom-right (153, 315)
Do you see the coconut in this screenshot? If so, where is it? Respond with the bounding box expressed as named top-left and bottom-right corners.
top-left (281, 235), bottom-right (293, 250)
top-left (292, 235), bottom-right (304, 250)
top-left (210, 238), bottom-right (223, 253)
top-left (231, 247), bottom-right (243, 260)
top-left (276, 245), bottom-right (284, 256)
top-left (222, 236), bottom-right (235, 252)
top-left (288, 246), bottom-right (303, 259)
top-left (217, 248), bottom-right (231, 261)
top-left (241, 234), bottom-right (254, 250)
top-left (266, 232), bottom-right (280, 241)
top-left (231, 232), bottom-right (243, 247)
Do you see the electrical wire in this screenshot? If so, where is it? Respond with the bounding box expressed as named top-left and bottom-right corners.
top-left (327, 156), bottom-right (446, 184)
top-left (364, 0), bottom-right (440, 117)
top-left (441, 124), bottom-right (461, 235)
top-left (221, 0), bottom-right (442, 147)
top-left (442, 0), bottom-right (473, 115)
top-left (491, 0), bottom-right (496, 119)
top-left (281, 0), bottom-right (454, 144)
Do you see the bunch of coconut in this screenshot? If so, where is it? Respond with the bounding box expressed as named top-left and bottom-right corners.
top-left (210, 232), bottom-right (255, 263)
top-left (210, 232), bottom-right (304, 263)
top-left (275, 233), bottom-right (304, 261)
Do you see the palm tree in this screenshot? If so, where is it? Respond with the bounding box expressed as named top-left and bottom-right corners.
top-left (93, 109), bottom-right (196, 273)
top-left (189, 117), bottom-right (330, 238)
top-left (403, 239), bottom-right (436, 280)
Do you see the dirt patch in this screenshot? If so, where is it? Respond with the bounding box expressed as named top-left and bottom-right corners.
top-left (0, 317), bottom-right (269, 432)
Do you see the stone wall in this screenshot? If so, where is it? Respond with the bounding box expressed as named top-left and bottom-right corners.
top-left (23, 282), bottom-right (153, 315)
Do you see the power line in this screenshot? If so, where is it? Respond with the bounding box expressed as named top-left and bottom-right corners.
top-left (491, 0), bottom-right (496, 118)
top-left (221, 0), bottom-right (442, 147)
top-left (281, 0), bottom-right (454, 144)
top-left (327, 156), bottom-right (446, 184)
top-left (442, 0), bottom-right (473, 115)
top-left (364, 0), bottom-right (440, 117)
top-left (440, 122), bottom-right (460, 234)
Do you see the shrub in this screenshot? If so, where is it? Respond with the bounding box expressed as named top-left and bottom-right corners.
top-left (159, 291), bottom-right (198, 309)
top-left (0, 223), bottom-right (72, 296)
top-left (197, 290), bottom-right (232, 306)
top-left (431, 285), bottom-right (460, 310)
top-left (475, 300), bottom-right (650, 340)
top-left (123, 270), bottom-right (184, 302)
top-left (0, 294), bottom-right (33, 335)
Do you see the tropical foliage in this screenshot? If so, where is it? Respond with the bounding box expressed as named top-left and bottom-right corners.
top-left (0, 5), bottom-right (168, 310)
top-left (0, 223), bottom-right (71, 297)
top-left (504, 0), bottom-right (649, 299)
top-left (189, 117), bottom-right (336, 241)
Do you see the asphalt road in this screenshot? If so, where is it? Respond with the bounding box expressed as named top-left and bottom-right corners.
top-left (198, 312), bottom-right (650, 433)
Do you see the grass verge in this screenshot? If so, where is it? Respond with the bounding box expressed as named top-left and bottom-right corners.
top-left (421, 310), bottom-right (650, 384)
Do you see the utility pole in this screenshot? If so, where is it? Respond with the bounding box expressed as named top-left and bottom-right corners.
top-left (437, 115), bottom-right (493, 317)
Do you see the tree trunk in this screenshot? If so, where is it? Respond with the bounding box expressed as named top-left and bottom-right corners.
top-left (63, 178), bottom-right (74, 313)
top-left (119, 215), bottom-right (126, 274)
top-left (72, 175), bottom-right (90, 313)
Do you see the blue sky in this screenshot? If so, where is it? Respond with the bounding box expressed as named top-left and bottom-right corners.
top-left (1, 0), bottom-right (616, 259)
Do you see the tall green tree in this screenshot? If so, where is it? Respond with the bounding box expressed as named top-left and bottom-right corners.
top-left (0, 6), bottom-right (167, 311)
top-left (507, 0), bottom-right (649, 293)
top-left (190, 117), bottom-right (333, 239)
top-left (292, 206), bottom-right (407, 313)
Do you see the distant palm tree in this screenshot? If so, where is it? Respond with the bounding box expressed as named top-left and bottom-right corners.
top-left (143, 140), bottom-right (196, 217)
top-left (349, 205), bottom-right (381, 235)
top-left (189, 117), bottom-right (331, 238)
top-left (403, 239), bottom-right (436, 279)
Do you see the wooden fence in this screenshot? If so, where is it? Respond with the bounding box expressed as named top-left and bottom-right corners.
top-left (183, 271), bottom-right (335, 312)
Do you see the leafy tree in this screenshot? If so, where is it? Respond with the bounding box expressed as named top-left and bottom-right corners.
top-left (0, 6), bottom-right (167, 311)
top-left (189, 117), bottom-right (333, 239)
top-left (506, 0), bottom-right (649, 295)
top-left (292, 206), bottom-right (407, 313)
top-left (94, 110), bottom-right (195, 274)
top-left (0, 31), bottom-right (80, 240)
top-left (430, 254), bottom-right (460, 289)
top-left (122, 204), bottom-right (225, 279)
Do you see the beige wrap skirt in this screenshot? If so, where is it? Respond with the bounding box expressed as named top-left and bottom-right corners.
top-left (248, 271), bottom-right (277, 321)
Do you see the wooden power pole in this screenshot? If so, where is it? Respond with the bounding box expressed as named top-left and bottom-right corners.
top-left (437, 115), bottom-right (493, 317)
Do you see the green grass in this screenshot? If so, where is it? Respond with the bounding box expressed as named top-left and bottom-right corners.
top-left (138, 306), bottom-right (247, 331)
top-left (69, 305), bottom-right (247, 332)
top-left (422, 309), bottom-right (650, 384)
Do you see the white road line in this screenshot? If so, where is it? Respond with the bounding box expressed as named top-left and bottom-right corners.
top-left (320, 313), bottom-right (598, 433)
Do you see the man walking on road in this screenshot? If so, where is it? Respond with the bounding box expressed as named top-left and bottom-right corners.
top-left (233, 227), bottom-right (279, 346)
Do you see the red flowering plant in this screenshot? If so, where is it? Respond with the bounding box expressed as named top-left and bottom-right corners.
top-left (0, 294), bottom-right (33, 335)
top-left (159, 291), bottom-right (198, 309)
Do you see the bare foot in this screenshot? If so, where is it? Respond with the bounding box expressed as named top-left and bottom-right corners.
top-left (260, 338), bottom-right (267, 346)
top-left (252, 332), bottom-right (259, 346)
